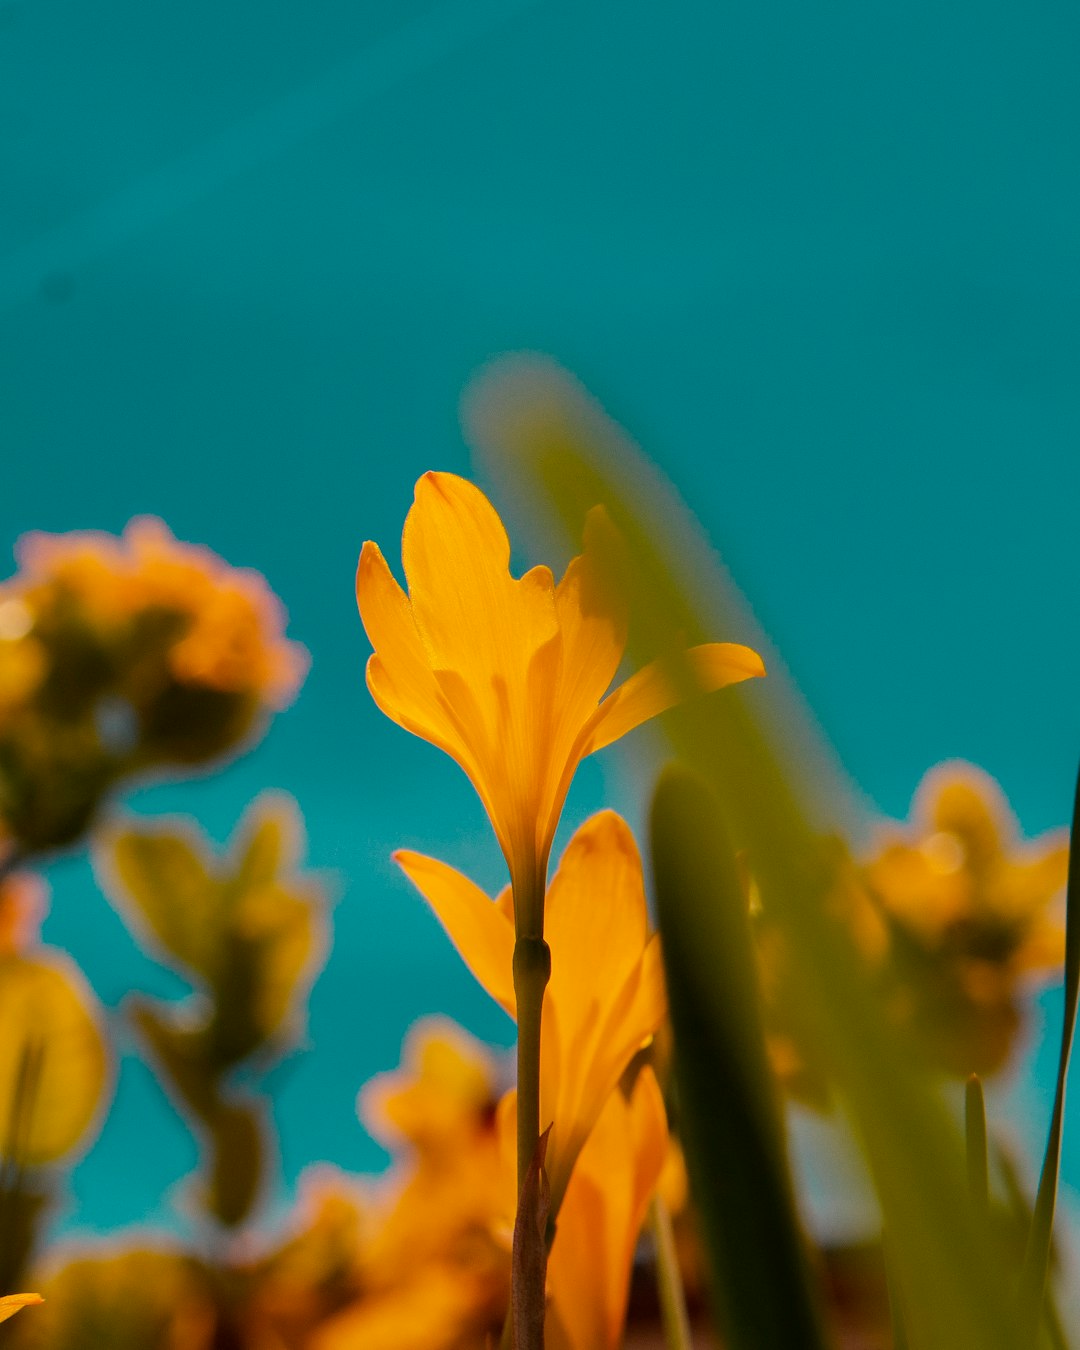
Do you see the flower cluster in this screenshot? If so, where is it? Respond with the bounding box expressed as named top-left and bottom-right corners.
top-left (867, 762), bottom-right (1068, 1076)
top-left (759, 763), bottom-right (1070, 1097)
top-left (0, 518), bottom-right (307, 854)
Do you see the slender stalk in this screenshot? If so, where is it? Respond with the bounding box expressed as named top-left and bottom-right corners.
top-left (1019, 760), bottom-right (1080, 1336)
top-left (882, 1234), bottom-right (908, 1350)
top-left (504, 865), bottom-right (551, 1350)
top-left (513, 934), bottom-right (551, 1194)
top-left (649, 1194), bottom-right (693, 1350)
top-left (965, 1074), bottom-right (988, 1219)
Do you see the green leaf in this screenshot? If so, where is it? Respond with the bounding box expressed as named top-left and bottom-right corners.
top-left (129, 997), bottom-right (216, 1124)
top-left (205, 1098), bottom-right (265, 1228)
top-left (230, 792), bottom-right (301, 892)
top-left (651, 766), bottom-right (831, 1350)
top-left (965, 1074), bottom-right (988, 1218)
top-left (465, 354), bottom-right (1025, 1350)
top-left (1018, 761), bottom-right (1080, 1334)
top-left (103, 827), bottom-right (218, 982)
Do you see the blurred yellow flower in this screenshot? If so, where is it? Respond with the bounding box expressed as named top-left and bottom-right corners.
top-left (13, 518), bottom-right (306, 706)
top-left (0, 519), bottom-right (307, 853)
top-left (361, 1017), bottom-right (504, 1163)
top-left (396, 811), bottom-right (666, 1212)
top-left (313, 1023), bottom-right (510, 1350)
top-left (865, 761), bottom-right (1069, 1075)
top-left (357, 472), bottom-right (763, 922)
top-left (357, 1021), bottom-right (509, 1289)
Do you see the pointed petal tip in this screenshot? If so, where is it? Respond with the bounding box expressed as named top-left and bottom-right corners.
top-left (709, 642), bottom-right (766, 681)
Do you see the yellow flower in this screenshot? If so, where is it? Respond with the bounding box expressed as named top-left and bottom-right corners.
top-left (313, 1023), bottom-right (510, 1350)
top-left (360, 1017), bottom-right (503, 1163)
top-left (864, 761), bottom-right (1070, 1075)
top-left (545, 1067), bottom-right (668, 1350)
top-left (396, 810), bottom-right (665, 1212)
top-left (14, 517), bottom-right (307, 707)
top-left (357, 472), bottom-right (763, 920)
top-left (356, 1021), bottom-right (510, 1289)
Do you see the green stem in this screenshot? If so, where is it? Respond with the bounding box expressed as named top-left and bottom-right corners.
top-left (513, 934), bottom-right (551, 1195)
top-left (965, 1074), bottom-right (988, 1219)
top-left (503, 864), bottom-right (551, 1350)
top-left (649, 1194), bottom-right (693, 1350)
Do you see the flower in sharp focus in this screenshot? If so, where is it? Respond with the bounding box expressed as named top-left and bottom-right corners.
top-left (357, 472), bottom-right (763, 923)
top-left (395, 810), bottom-right (666, 1213)
top-left (864, 761), bottom-right (1070, 1075)
top-left (543, 1067), bottom-right (668, 1350)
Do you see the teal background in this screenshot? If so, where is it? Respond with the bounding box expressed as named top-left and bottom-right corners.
top-left (2, 0), bottom-right (1079, 1237)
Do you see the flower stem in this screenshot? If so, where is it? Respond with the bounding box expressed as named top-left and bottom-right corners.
top-left (513, 934), bottom-right (551, 1194)
top-left (649, 1194), bottom-right (693, 1350)
top-left (506, 902), bottom-right (551, 1350)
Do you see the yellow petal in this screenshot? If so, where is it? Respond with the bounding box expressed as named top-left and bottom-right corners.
top-left (357, 541), bottom-right (466, 757)
top-left (544, 813), bottom-right (649, 1021)
top-left (583, 642), bottom-right (765, 755)
top-left (394, 851), bottom-right (516, 1016)
top-left (538, 813), bottom-right (667, 1206)
top-left (401, 473), bottom-right (558, 694)
top-left (360, 1018), bottom-right (498, 1153)
top-left (0, 1292), bottom-right (43, 1324)
top-left (546, 1068), bottom-right (668, 1350)
top-left (551, 553), bottom-right (626, 743)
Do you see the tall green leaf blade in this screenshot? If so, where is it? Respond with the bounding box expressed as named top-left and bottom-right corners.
top-left (1019, 762), bottom-right (1080, 1335)
top-left (966, 1074), bottom-right (989, 1219)
top-left (652, 765), bottom-right (831, 1350)
top-left (464, 354), bottom-right (1025, 1350)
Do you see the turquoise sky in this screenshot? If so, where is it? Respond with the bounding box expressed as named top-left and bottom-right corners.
top-left (3, 0), bottom-right (1079, 1236)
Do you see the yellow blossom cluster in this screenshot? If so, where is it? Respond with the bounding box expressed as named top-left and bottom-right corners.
top-left (0, 518), bottom-right (307, 854)
top-left (760, 763), bottom-right (1070, 1096)
top-left (0, 460), bottom-right (1074, 1350)
top-left (866, 762), bottom-right (1069, 1076)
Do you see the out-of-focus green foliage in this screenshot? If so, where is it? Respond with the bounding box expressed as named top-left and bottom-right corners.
top-left (6, 1248), bottom-right (215, 1350)
top-left (463, 353), bottom-right (1036, 1349)
top-left (652, 765), bottom-right (830, 1350)
top-left (95, 793), bottom-right (329, 1229)
top-left (1020, 766), bottom-right (1080, 1337)
top-left (0, 956), bottom-right (109, 1165)
top-left (0, 873), bottom-right (111, 1290)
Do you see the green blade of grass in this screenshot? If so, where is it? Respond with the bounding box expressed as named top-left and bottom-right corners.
top-left (651, 766), bottom-right (832, 1350)
top-left (464, 354), bottom-right (1025, 1350)
top-left (1018, 761), bottom-right (1080, 1335)
top-left (966, 1074), bottom-right (989, 1219)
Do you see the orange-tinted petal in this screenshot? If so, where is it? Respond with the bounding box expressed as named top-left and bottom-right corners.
top-left (357, 542), bottom-right (463, 752)
top-left (538, 814), bottom-right (666, 1207)
top-left (546, 1068), bottom-right (668, 1350)
top-left (583, 642), bottom-right (765, 755)
top-left (551, 553), bottom-right (626, 745)
top-left (394, 851), bottom-right (516, 1016)
top-left (402, 473), bottom-right (558, 693)
top-left (0, 1293), bottom-right (43, 1324)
